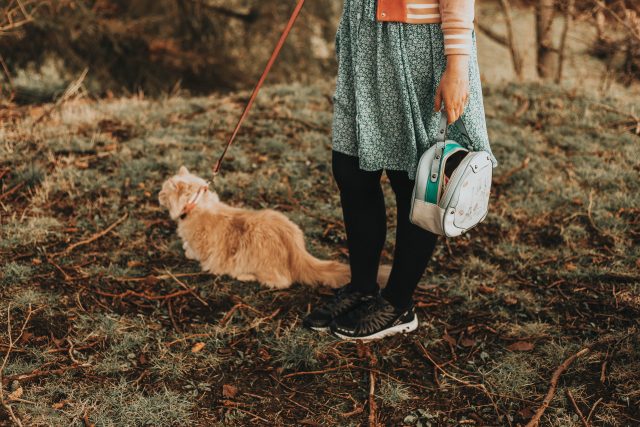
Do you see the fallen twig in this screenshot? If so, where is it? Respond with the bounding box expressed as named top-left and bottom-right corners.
top-left (0, 54), bottom-right (14, 100)
top-left (524, 332), bottom-right (635, 427)
top-left (164, 269), bottom-right (209, 307)
top-left (566, 389), bottom-right (590, 427)
top-left (0, 0), bottom-right (35, 35)
top-left (364, 344), bottom-right (378, 427)
top-left (493, 157), bottom-right (530, 186)
top-left (167, 299), bottom-right (180, 332)
top-left (0, 182), bottom-right (25, 202)
top-left (525, 347), bottom-right (591, 427)
top-left (92, 287), bottom-right (192, 301)
top-left (339, 400), bottom-right (364, 418)
top-left (54, 212), bottom-right (128, 257)
top-left (113, 271), bottom-right (209, 282)
top-left (83, 408), bottom-right (95, 427)
top-left (219, 303), bottom-right (262, 327)
top-left (0, 303), bottom-right (34, 427)
top-left (282, 363), bottom-right (355, 379)
top-left (586, 397), bottom-right (603, 423)
top-left (2, 364), bottom-right (86, 386)
top-left (32, 68), bottom-right (88, 127)
top-left (414, 340), bottom-right (504, 424)
top-left (591, 101), bottom-right (640, 135)
top-left (249, 308), bottom-right (281, 329)
top-left (0, 168), bottom-right (10, 181)
top-left (593, 0), bottom-right (640, 43)
top-left (221, 406), bottom-right (269, 423)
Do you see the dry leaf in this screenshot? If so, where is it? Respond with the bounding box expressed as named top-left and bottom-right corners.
top-left (503, 296), bottom-right (518, 306)
top-left (478, 285), bottom-right (496, 294)
top-left (8, 387), bottom-right (23, 401)
top-left (52, 401), bottom-right (67, 410)
top-left (507, 341), bottom-right (535, 351)
top-left (222, 399), bottom-right (237, 407)
top-left (127, 260), bottom-right (144, 268)
top-left (144, 275), bottom-right (159, 286)
top-left (460, 337), bottom-right (476, 347)
top-left (18, 331), bottom-right (33, 345)
top-left (191, 342), bottom-right (206, 353)
top-left (517, 406), bottom-right (535, 418)
top-left (222, 384), bottom-right (238, 398)
top-left (74, 160), bottom-right (89, 169)
top-left (443, 330), bottom-right (456, 346)
top-left (258, 347), bottom-right (271, 361)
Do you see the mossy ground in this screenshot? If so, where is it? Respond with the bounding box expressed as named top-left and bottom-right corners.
top-left (0, 81), bottom-right (638, 426)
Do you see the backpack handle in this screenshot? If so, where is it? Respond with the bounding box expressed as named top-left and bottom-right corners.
top-left (436, 110), bottom-right (472, 145)
top-left (430, 110), bottom-right (472, 183)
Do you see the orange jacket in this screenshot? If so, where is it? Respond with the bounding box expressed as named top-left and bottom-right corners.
top-left (376, 0), bottom-right (475, 55)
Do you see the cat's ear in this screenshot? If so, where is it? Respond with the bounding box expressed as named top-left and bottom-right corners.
top-left (178, 166), bottom-right (189, 175)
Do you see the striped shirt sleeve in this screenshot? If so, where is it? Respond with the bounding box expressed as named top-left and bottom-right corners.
top-left (440, 0), bottom-right (475, 55)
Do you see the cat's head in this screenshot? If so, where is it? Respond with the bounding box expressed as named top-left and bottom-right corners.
top-left (158, 166), bottom-right (219, 220)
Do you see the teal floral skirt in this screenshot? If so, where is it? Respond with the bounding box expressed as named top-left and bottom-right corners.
top-left (331, 0), bottom-right (498, 180)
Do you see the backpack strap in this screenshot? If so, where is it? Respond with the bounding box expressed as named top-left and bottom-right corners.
top-left (429, 111), bottom-right (471, 183)
top-left (429, 112), bottom-right (449, 183)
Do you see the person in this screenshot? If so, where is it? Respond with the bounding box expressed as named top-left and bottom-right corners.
top-left (303, 0), bottom-right (497, 340)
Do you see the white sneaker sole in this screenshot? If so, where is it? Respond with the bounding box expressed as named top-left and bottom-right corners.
top-left (331, 315), bottom-right (419, 341)
top-left (309, 325), bottom-right (330, 332)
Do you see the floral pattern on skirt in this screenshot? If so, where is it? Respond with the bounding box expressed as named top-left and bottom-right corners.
top-left (331, 0), bottom-right (498, 180)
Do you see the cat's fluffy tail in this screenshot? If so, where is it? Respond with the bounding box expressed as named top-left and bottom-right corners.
top-left (293, 254), bottom-right (351, 288)
top-left (293, 249), bottom-right (392, 289)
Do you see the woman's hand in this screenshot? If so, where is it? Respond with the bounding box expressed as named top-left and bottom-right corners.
top-left (434, 55), bottom-right (470, 124)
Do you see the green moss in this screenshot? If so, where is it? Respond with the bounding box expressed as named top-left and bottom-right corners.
top-left (0, 217), bottom-right (61, 249)
top-left (0, 262), bottom-right (34, 285)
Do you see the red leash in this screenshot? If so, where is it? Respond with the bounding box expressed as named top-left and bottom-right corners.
top-left (212, 0), bottom-right (306, 178)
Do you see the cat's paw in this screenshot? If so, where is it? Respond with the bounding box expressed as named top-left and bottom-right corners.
top-left (236, 273), bottom-right (257, 282)
top-left (183, 242), bottom-right (198, 260)
top-left (259, 274), bottom-right (292, 289)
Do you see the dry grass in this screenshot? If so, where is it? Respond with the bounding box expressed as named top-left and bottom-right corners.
top-left (0, 80), bottom-right (638, 425)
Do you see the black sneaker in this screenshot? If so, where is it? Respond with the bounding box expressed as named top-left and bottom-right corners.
top-left (329, 293), bottom-right (418, 340)
top-left (302, 285), bottom-right (376, 332)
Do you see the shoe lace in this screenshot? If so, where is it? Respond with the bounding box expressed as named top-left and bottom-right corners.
top-left (323, 287), bottom-right (363, 315)
top-left (347, 294), bottom-right (384, 319)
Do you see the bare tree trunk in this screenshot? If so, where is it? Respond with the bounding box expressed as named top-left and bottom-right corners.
top-left (535, 0), bottom-right (556, 79)
top-left (475, 0), bottom-right (523, 80)
top-left (499, 0), bottom-right (524, 80)
top-left (555, 0), bottom-right (574, 83)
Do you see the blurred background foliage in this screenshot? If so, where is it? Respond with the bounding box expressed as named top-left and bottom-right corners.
top-left (0, 0), bottom-right (639, 102)
top-left (0, 0), bottom-right (342, 100)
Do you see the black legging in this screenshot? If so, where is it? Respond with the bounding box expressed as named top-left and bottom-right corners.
top-left (332, 149), bottom-right (438, 311)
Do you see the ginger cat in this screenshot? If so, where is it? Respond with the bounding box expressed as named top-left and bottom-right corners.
top-left (159, 167), bottom-right (390, 289)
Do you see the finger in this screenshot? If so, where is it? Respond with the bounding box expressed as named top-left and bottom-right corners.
top-left (449, 100), bottom-right (460, 123)
top-left (434, 85), bottom-right (442, 112)
top-left (447, 107), bottom-right (456, 124)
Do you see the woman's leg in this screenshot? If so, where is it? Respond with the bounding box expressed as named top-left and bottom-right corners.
top-left (331, 150), bottom-right (386, 294)
top-left (381, 169), bottom-right (438, 310)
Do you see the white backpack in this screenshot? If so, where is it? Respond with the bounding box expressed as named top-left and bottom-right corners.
top-left (410, 112), bottom-right (493, 237)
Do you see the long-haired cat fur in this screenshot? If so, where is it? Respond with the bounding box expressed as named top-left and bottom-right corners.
top-left (159, 167), bottom-right (390, 289)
